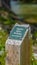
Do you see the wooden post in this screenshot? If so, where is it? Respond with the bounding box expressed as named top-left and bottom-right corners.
top-left (6, 23), bottom-right (32, 65)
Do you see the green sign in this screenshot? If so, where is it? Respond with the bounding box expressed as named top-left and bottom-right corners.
top-left (9, 26), bottom-right (27, 40)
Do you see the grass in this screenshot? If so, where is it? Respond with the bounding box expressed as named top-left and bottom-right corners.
top-left (17, 4), bottom-right (37, 23)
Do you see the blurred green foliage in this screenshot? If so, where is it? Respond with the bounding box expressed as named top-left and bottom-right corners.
top-left (0, 28), bottom-right (8, 65)
top-left (32, 31), bottom-right (37, 45)
top-left (31, 53), bottom-right (37, 65)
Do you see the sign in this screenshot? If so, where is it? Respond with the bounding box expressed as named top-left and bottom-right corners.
top-left (9, 25), bottom-right (27, 40)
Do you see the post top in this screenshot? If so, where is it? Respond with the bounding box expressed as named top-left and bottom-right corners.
top-left (6, 23), bottom-right (29, 45)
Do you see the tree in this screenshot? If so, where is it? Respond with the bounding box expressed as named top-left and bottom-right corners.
top-left (2, 0), bottom-right (10, 8)
top-left (0, 0), bottom-right (2, 7)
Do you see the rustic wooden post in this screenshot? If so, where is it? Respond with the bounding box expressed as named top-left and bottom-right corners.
top-left (6, 23), bottom-right (32, 65)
